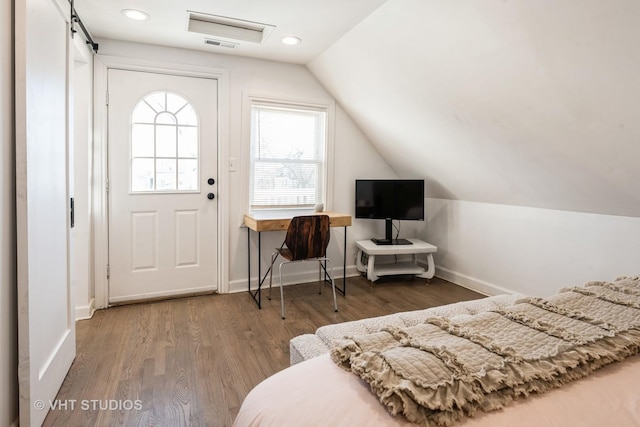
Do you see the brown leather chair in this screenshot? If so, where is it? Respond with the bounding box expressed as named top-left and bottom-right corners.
top-left (268, 215), bottom-right (338, 319)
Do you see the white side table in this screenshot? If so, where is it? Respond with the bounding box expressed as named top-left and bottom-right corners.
top-left (355, 238), bottom-right (437, 282)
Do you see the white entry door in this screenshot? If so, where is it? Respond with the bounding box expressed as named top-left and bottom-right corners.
top-left (108, 69), bottom-right (218, 303)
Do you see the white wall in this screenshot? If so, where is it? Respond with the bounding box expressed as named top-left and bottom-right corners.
top-left (72, 37), bottom-right (95, 319)
top-left (95, 39), bottom-right (397, 293)
top-left (1, 0), bottom-right (18, 425)
top-left (424, 198), bottom-right (640, 297)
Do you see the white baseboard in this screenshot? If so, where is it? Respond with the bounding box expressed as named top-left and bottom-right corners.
top-left (435, 266), bottom-right (516, 296)
top-left (228, 264), bottom-right (361, 294)
top-left (227, 262), bottom-right (517, 297)
top-left (75, 297), bottom-right (96, 320)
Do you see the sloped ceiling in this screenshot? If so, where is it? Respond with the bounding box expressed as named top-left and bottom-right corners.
top-left (309, 0), bottom-right (640, 217)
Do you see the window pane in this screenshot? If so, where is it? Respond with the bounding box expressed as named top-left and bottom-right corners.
top-left (176, 103), bottom-right (198, 125)
top-left (132, 158), bottom-right (154, 191)
top-left (178, 159), bottom-right (198, 190)
top-left (156, 159), bottom-right (176, 190)
top-left (132, 101), bottom-right (157, 124)
top-left (132, 124), bottom-right (154, 157)
top-left (156, 111), bottom-right (176, 125)
top-left (254, 111), bottom-right (324, 161)
top-left (178, 127), bottom-right (198, 158)
top-left (156, 125), bottom-right (177, 157)
top-left (145, 92), bottom-right (166, 112)
top-left (253, 161), bottom-right (319, 207)
top-left (167, 93), bottom-right (188, 115)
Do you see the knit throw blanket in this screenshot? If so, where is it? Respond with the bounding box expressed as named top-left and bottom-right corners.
top-left (330, 277), bottom-right (640, 426)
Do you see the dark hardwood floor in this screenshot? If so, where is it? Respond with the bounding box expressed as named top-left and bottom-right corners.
top-left (43, 276), bottom-right (483, 427)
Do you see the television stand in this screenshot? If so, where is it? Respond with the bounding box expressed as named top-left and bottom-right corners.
top-left (356, 238), bottom-right (437, 282)
top-left (371, 238), bottom-right (412, 245)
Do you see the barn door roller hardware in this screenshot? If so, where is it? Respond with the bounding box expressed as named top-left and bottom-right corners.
top-left (69, 0), bottom-right (99, 53)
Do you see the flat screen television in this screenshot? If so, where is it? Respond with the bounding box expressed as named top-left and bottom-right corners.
top-left (355, 179), bottom-right (424, 245)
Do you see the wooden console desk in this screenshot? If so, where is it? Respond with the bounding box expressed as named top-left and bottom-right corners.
top-left (243, 211), bottom-right (352, 308)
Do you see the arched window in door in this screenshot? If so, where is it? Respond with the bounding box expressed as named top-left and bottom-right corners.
top-left (130, 91), bottom-right (199, 192)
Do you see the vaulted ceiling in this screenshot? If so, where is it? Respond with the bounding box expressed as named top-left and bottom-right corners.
top-left (309, 0), bottom-right (640, 218)
top-left (78, 0), bottom-right (640, 217)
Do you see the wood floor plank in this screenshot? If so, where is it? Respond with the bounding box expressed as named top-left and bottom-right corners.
top-left (42, 276), bottom-right (483, 427)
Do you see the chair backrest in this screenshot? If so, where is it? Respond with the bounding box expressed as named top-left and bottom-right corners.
top-left (284, 215), bottom-right (331, 261)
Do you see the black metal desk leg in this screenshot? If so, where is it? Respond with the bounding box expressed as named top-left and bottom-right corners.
top-left (258, 231), bottom-right (261, 308)
top-left (343, 226), bottom-right (347, 295)
top-left (248, 228), bottom-right (264, 309)
top-left (333, 226), bottom-right (347, 296)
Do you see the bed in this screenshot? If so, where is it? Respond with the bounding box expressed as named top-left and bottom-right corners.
top-left (234, 277), bottom-right (640, 427)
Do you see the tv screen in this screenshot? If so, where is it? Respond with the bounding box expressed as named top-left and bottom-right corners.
top-left (355, 179), bottom-right (424, 221)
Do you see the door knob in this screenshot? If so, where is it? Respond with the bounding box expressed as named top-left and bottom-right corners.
top-left (207, 193), bottom-right (215, 200)
top-left (208, 178), bottom-right (215, 185)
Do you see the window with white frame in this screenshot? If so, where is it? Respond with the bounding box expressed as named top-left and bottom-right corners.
top-left (130, 91), bottom-right (199, 192)
top-left (250, 100), bottom-right (329, 210)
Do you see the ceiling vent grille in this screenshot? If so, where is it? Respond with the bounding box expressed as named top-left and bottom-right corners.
top-left (187, 11), bottom-right (275, 44)
top-left (204, 39), bottom-right (238, 49)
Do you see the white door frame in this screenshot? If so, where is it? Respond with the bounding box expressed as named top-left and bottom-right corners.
top-left (92, 55), bottom-right (230, 309)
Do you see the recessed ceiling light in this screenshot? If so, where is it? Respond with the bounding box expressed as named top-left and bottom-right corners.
top-left (281, 36), bottom-right (301, 45)
top-left (121, 9), bottom-right (149, 21)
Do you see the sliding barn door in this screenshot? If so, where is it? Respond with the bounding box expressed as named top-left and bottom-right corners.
top-left (15, 0), bottom-right (75, 425)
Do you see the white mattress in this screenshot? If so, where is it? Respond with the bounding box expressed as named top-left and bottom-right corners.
top-left (234, 352), bottom-right (640, 427)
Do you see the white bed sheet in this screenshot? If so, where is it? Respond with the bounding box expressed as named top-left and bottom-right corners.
top-left (234, 353), bottom-right (640, 427)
